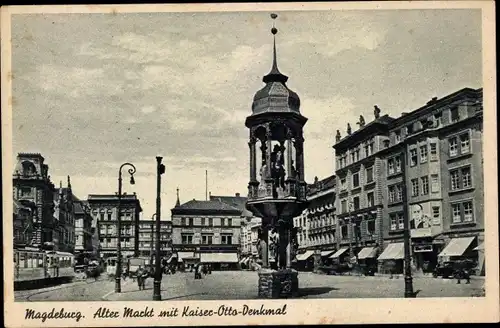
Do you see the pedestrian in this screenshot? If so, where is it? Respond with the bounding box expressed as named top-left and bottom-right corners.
top-left (202, 264), bottom-right (208, 276)
top-left (136, 266), bottom-right (146, 290)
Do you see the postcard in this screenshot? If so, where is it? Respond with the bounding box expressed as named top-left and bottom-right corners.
top-left (2, 1), bottom-right (498, 326)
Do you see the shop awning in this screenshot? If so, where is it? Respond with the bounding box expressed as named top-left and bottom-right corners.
top-left (321, 250), bottom-right (336, 257)
top-left (357, 247), bottom-right (378, 260)
top-left (330, 247), bottom-right (349, 259)
top-left (473, 243), bottom-right (484, 251)
top-left (438, 237), bottom-right (475, 257)
top-left (239, 257), bottom-right (247, 264)
top-left (177, 252), bottom-right (194, 262)
top-left (377, 243), bottom-right (404, 260)
top-left (296, 250), bottom-right (314, 261)
top-left (243, 258), bottom-right (250, 265)
top-left (200, 253), bottom-right (238, 263)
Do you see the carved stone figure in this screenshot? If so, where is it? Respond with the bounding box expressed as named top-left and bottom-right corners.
top-left (270, 144), bottom-right (285, 192)
top-left (347, 123), bottom-right (352, 135)
top-left (358, 115), bottom-right (365, 127)
top-left (335, 130), bottom-right (341, 142)
top-left (374, 105), bottom-right (381, 119)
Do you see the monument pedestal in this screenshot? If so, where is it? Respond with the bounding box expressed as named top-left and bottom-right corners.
top-left (258, 268), bottom-right (299, 298)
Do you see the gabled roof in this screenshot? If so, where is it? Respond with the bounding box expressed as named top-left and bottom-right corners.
top-left (174, 199), bottom-right (241, 212)
top-left (210, 195), bottom-right (253, 218)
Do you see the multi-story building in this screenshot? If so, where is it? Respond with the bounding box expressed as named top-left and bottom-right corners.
top-left (240, 216), bottom-right (261, 268)
top-left (87, 193), bottom-right (143, 258)
top-left (13, 198), bottom-right (36, 248)
top-left (13, 153), bottom-right (55, 248)
top-left (333, 114), bottom-right (392, 269)
top-left (74, 200), bottom-right (93, 254)
top-left (332, 87), bottom-right (483, 275)
top-left (53, 177), bottom-right (76, 253)
top-left (171, 191), bottom-right (242, 270)
top-left (137, 219), bottom-right (172, 257)
top-left (294, 175), bottom-right (336, 270)
top-left (378, 87), bottom-right (484, 274)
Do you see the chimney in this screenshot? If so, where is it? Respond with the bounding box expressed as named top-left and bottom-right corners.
top-left (235, 193), bottom-right (240, 197)
top-left (427, 97), bottom-right (438, 105)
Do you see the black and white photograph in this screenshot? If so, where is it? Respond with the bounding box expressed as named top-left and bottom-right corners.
top-left (2, 2), bottom-right (498, 326)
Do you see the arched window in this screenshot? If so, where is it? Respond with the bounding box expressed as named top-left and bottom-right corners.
top-left (21, 161), bottom-right (37, 177)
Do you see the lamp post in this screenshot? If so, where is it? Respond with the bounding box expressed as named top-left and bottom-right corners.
top-left (115, 162), bottom-right (137, 294)
top-left (400, 144), bottom-right (415, 297)
top-left (150, 213), bottom-right (156, 267)
top-left (153, 156), bottom-right (165, 301)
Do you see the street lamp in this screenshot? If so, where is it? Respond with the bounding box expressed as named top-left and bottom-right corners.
top-left (153, 156), bottom-right (165, 301)
top-left (400, 144), bottom-right (415, 298)
top-left (150, 213), bottom-right (156, 267)
top-left (115, 162), bottom-right (137, 294)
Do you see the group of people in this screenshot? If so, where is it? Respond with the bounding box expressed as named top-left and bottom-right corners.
top-left (193, 263), bottom-right (212, 279)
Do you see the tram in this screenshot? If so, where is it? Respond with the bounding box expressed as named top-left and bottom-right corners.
top-left (13, 249), bottom-right (75, 282)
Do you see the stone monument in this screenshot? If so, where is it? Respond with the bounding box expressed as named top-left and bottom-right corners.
top-left (245, 13), bottom-right (309, 299)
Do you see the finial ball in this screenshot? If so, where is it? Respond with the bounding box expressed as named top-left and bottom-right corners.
top-left (271, 13), bottom-right (278, 19)
top-left (271, 27), bottom-right (278, 35)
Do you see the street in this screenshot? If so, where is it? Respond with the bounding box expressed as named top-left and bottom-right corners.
top-left (15, 271), bottom-right (484, 302)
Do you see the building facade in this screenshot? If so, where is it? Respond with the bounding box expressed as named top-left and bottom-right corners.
top-left (294, 176), bottom-right (336, 270)
top-left (87, 193), bottom-right (143, 258)
top-left (13, 153), bottom-right (55, 249)
top-left (332, 87), bottom-right (483, 275)
top-left (74, 200), bottom-right (94, 254)
top-left (53, 177), bottom-right (76, 253)
top-left (333, 114), bottom-right (392, 269)
top-left (13, 199), bottom-right (36, 248)
top-left (137, 219), bottom-right (172, 257)
top-left (171, 192), bottom-right (242, 270)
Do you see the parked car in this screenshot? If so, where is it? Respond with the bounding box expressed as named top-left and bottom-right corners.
top-left (433, 260), bottom-right (476, 279)
top-left (433, 261), bottom-right (455, 278)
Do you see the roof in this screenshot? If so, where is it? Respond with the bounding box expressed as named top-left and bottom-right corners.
top-left (73, 202), bottom-right (85, 214)
top-left (210, 194), bottom-right (254, 218)
top-left (307, 174), bottom-right (336, 196)
top-left (334, 114), bottom-right (395, 149)
top-left (172, 199), bottom-right (242, 214)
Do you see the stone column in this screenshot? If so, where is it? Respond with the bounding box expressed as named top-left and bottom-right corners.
top-left (295, 135), bottom-right (305, 181)
top-left (248, 137), bottom-right (257, 182)
top-left (286, 225), bottom-right (292, 268)
top-left (286, 138), bottom-right (293, 178)
top-left (278, 219), bottom-right (288, 270)
top-left (265, 126), bottom-right (273, 179)
top-left (261, 222), bottom-right (270, 269)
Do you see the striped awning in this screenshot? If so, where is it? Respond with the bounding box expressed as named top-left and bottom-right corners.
top-left (357, 247), bottom-right (377, 260)
top-left (377, 243), bottom-right (404, 260)
top-left (438, 237), bottom-right (475, 257)
top-left (330, 247), bottom-right (348, 259)
top-left (200, 253), bottom-right (238, 263)
top-left (296, 250), bottom-right (314, 261)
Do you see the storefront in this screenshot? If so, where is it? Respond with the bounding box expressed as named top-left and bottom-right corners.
top-left (357, 246), bottom-right (378, 272)
top-left (377, 242), bottom-right (404, 274)
top-left (199, 252), bottom-right (239, 270)
top-left (295, 250), bottom-right (314, 271)
top-left (329, 247), bottom-right (349, 263)
top-left (320, 249), bottom-right (336, 266)
top-left (438, 236), bottom-right (477, 262)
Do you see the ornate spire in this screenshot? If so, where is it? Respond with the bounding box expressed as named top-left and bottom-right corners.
top-left (175, 187), bottom-right (180, 207)
top-left (263, 13), bottom-right (288, 84)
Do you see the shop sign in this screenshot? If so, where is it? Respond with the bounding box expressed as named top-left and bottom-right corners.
top-left (413, 244), bottom-right (433, 253)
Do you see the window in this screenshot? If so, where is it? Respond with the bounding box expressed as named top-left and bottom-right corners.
top-left (396, 184), bottom-right (403, 201)
top-left (100, 213), bottom-right (104, 221)
top-left (367, 192), bottom-right (374, 207)
top-left (411, 179), bottom-right (419, 196)
top-left (181, 234), bottom-right (193, 244)
top-left (395, 156), bottom-right (402, 172)
top-left (367, 220), bottom-right (376, 234)
top-left (221, 235), bottom-right (233, 245)
top-left (388, 185), bottom-right (396, 203)
top-left (353, 196), bottom-right (360, 210)
top-left (449, 137), bottom-right (458, 156)
top-left (420, 145), bottom-right (428, 163)
top-left (421, 176), bottom-right (429, 195)
top-left (341, 200), bottom-right (347, 214)
top-left (365, 167), bottom-right (374, 183)
top-left (462, 167), bottom-right (472, 188)
top-left (352, 172), bottom-right (360, 188)
top-left (202, 235), bottom-right (213, 244)
top-left (388, 158), bottom-right (395, 175)
top-left (201, 218), bottom-right (206, 226)
top-left (410, 148), bottom-right (418, 166)
top-left (107, 213), bottom-right (112, 221)
top-left (432, 206), bottom-right (440, 224)
top-left (341, 225), bottom-right (348, 239)
top-left (228, 218), bottom-right (233, 227)
top-left (340, 178), bottom-right (347, 190)
top-left (434, 111), bottom-right (442, 127)
top-left (365, 140), bottom-right (374, 157)
top-left (452, 203), bottom-right (462, 223)
top-left (427, 144), bottom-right (437, 163)
top-left (398, 213), bottom-right (404, 230)
top-left (407, 124), bottom-right (414, 135)
top-left (431, 174), bottom-right (440, 193)
top-left (450, 166), bottom-right (472, 191)
top-left (395, 130), bottom-right (401, 143)
top-left (208, 218), bottom-right (213, 226)
top-left (450, 107), bottom-right (460, 122)
top-left (463, 201), bottom-right (474, 222)
top-left (460, 133), bottom-right (470, 154)
top-left (181, 218), bottom-right (186, 226)
top-left (221, 218), bottom-right (226, 227)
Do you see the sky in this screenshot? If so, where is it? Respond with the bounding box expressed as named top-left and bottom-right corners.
top-left (10, 9), bottom-right (482, 220)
